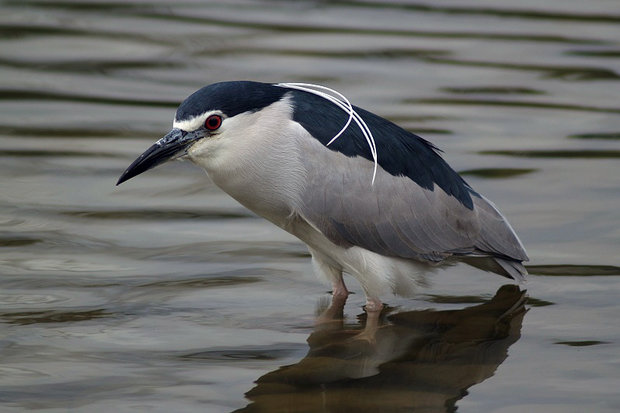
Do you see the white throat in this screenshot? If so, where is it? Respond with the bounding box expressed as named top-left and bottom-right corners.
top-left (187, 96), bottom-right (307, 226)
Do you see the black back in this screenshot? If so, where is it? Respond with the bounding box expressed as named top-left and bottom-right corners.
top-left (289, 88), bottom-right (478, 209)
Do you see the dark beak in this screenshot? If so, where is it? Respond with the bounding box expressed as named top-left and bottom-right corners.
top-left (116, 128), bottom-right (199, 185)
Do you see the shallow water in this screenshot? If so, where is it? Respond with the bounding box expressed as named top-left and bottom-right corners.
top-left (1, 1), bottom-right (619, 412)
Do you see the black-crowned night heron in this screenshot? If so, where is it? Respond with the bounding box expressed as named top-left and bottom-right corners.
top-left (117, 81), bottom-right (528, 314)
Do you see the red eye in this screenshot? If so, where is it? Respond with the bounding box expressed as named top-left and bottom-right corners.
top-left (205, 114), bottom-right (222, 131)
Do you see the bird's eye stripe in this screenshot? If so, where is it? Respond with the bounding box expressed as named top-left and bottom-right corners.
top-left (205, 115), bottom-right (222, 131)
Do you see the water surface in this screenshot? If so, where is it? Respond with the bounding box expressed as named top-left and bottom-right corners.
top-left (1, 1), bottom-right (619, 412)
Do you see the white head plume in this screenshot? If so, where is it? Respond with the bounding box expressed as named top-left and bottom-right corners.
top-left (276, 82), bottom-right (378, 185)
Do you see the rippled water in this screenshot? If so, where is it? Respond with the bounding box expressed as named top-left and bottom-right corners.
top-left (1, 1), bottom-right (619, 412)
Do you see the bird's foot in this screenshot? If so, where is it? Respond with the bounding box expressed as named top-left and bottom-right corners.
top-left (316, 295), bottom-right (348, 327)
top-left (350, 298), bottom-right (385, 344)
top-left (315, 279), bottom-right (350, 327)
top-left (363, 297), bottom-right (384, 313)
top-left (350, 331), bottom-right (376, 345)
top-left (331, 279), bottom-right (350, 300)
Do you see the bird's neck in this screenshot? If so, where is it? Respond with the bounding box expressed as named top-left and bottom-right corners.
top-left (191, 123), bottom-right (308, 228)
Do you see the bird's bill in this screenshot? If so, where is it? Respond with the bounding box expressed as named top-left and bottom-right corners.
top-left (116, 128), bottom-right (198, 185)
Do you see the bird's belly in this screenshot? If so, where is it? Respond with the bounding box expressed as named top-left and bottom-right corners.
top-left (204, 166), bottom-right (430, 297)
top-left (287, 216), bottom-right (431, 297)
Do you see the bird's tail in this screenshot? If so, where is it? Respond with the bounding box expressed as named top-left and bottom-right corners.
top-left (494, 258), bottom-right (527, 283)
top-left (461, 256), bottom-right (528, 283)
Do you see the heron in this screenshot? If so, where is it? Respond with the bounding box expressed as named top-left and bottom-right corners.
top-left (117, 81), bottom-right (528, 315)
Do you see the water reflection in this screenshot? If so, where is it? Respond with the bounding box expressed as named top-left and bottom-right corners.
top-left (237, 285), bottom-right (526, 413)
top-left (1, 308), bottom-right (110, 325)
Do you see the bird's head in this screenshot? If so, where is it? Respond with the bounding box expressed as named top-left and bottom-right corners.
top-left (117, 81), bottom-right (290, 185)
top-left (117, 80), bottom-right (379, 187)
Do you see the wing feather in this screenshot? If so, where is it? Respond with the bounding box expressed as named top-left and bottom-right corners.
top-left (296, 135), bottom-right (528, 277)
top-left (288, 88), bottom-right (528, 279)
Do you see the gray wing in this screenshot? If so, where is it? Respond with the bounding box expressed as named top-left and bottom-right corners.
top-left (297, 140), bottom-right (528, 280)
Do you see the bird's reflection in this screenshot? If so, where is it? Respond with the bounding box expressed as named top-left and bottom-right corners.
top-left (236, 285), bottom-right (527, 413)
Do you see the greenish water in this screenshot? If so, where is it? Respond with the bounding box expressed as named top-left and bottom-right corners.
top-left (1, 1), bottom-right (619, 412)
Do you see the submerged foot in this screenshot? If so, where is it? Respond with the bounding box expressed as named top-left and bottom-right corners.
top-left (331, 278), bottom-right (350, 300)
top-left (350, 297), bottom-right (385, 344)
top-left (364, 297), bottom-right (384, 313)
top-left (315, 288), bottom-right (349, 327)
